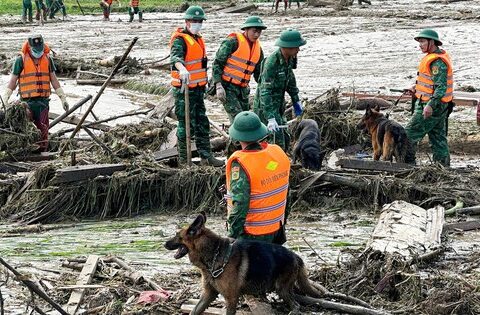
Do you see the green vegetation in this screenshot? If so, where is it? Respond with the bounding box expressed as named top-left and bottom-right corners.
top-left (0, 0), bottom-right (216, 16)
top-left (328, 241), bottom-right (362, 247)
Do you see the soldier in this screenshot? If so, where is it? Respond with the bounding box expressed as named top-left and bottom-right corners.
top-left (99, 0), bottom-right (119, 21)
top-left (225, 111), bottom-right (291, 244)
top-left (169, 6), bottom-right (224, 167)
top-left (212, 16), bottom-right (266, 123)
top-left (2, 35), bottom-right (70, 152)
top-left (48, 0), bottom-right (67, 20)
top-left (128, 0), bottom-right (143, 22)
top-left (22, 0), bottom-right (33, 23)
top-left (34, 0), bottom-right (47, 21)
top-left (253, 29), bottom-right (306, 151)
top-left (405, 29), bottom-right (453, 167)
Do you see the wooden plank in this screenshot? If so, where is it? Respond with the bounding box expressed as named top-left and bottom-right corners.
top-left (48, 112), bottom-right (110, 132)
top-left (444, 220), bottom-right (480, 233)
top-left (0, 162), bottom-right (33, 174)
top-left (76, 79), bottom-right (129, 86)
top-left (338, 158), bottom-right (414, 172)
top-left (65, 255), bottom-right (100, 314)
top-left (51, 163), bottom-right (126, 184)
top-left (219, 4), bottom-right (257, 13)
top-left (341, 92), bottom-right (479, 107)
top-left (153, 143), bottom-right (198, 161)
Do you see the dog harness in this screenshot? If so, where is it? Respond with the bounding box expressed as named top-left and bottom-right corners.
top-left (415, 50), bottom-right (453, 103)
top-left (221, 32), bottom-right (261, 87)
top-left (209, 240), bottom-right (234, 278)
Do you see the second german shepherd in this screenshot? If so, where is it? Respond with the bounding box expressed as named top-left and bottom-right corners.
top-left (357, 105), bottom-right (415, 164)
top-left (293, 119), bottom-right (325, 171)
top-left (165, 212), bottom-right (324, 315)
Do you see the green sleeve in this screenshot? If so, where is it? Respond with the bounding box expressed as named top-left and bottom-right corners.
top-left (49, 56), bottom-right (56, 73)
top-left (259, 54), bottom-right (278, 120)
top-left (427, 58), bottom-right (448, 109)
top-left (212, 37), bottom-right (237, 84)
top-left (12, 56), bottom-right (23, 75)
top-left (227, 160), bottom-right (250, 238)
top-left (170, 37), bottom-right (187, 66)
top-left (286, 61), bottom-right (300, 104)
top-left (253, 47), bottom-right (264, 83)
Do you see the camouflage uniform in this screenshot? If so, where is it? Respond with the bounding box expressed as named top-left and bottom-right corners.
top-left (22, 0), bottom-right (33, 22)
top-left (170, 30), bottom-right (213, 162)
top-left (253, 48), bottom-right (300, 151)
top-left (212, 37), bottom-right (264, 123)
top-left (406, 51), bottom-right (450, 166)
top-left (227, 142), bottom-right (289, 243)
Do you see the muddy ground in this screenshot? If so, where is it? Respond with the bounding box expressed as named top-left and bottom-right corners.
top-left (0, 0), bottom-right (480, 314)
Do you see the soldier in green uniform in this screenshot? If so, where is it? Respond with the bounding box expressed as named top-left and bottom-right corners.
top-left (212, 16), bottom-right (266, 123)
top-left (253, 29), bottom-right (306, 151)
top-left (226, 111), bottom-right (290, 244)
top-left (170, 6), bottom-right (224, 167)
top-left (48, 0), bottom-right (67, 19)
top-left (22, 0), bottom-right (33, 23)
top-left (34, 0), bottom-right (47, 21)
top-left (405, 29), bottom-right (453, 167)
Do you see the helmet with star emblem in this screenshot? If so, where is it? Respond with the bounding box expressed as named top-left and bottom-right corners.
top-left (229, 111), bottom-right (268, 142)
top-left (184, 5), bottom-right (206, 21)
top-left (241, 16), bottom-right (267, 30)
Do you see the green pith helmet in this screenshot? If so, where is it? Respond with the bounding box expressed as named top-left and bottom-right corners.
top-left (229, 111), bottom-right (268, 142)
top-left (275, 29), bottom-right (307, 48)
top-left (414, 29), bottom-right (442, 46)
top-left (184, 5), bottom-right (206, 21)
top-left (28, 34), bottom-right (44, 54)
top-left (241, 16), bottom-right (267, 30)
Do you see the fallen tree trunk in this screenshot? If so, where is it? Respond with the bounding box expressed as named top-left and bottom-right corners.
top-left (294, 294), bottom-right (390, 315)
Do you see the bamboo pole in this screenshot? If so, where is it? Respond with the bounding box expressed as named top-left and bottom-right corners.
top-left (184, 85), bottom-right (192, 166)
top-left (49, 94), bottom-right (92, 129)
top-left (59, 37), bottom-right (138, 155)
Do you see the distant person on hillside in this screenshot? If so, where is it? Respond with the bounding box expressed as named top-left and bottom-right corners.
top-left (22, 0), bottom-right (33, 23)
top-left (128, 0), bottom-right (143, 22)
top-left (100, 0), bottom-right (120, 21)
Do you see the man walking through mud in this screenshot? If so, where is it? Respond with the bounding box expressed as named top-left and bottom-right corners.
top-left (213, 16), bottom-right (266, 123)
top-left (253, 29), bottom-right (306, 151)
top-left (405, 29), bottom-right (453, 167)
top-left (2, 35), bottom-right (70, 152)
top-left (225, 111), bottom-right (291, 244)
top-left (169, 6), bottom-right (223, 167)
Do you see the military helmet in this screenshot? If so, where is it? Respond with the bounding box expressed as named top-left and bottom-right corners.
top-left (275, 29), bottom-right (307, 48)
top-left (241, 16), bottom-right (267, 30)
top-left (229, 111), bottom-right (268, 142)
top-left (184, 5), bottom-right (206, 21)
top-left (28, 34), bottom-right (44, 54)
top-left (414, 29), bottom-right (442, 46)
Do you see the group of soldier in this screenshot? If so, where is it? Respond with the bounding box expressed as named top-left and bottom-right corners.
top-left (2, 5), bottom-right (453, 243)
top-left (22, 0), bottom-right (67, 23)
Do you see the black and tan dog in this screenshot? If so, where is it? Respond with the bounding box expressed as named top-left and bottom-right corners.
top-left (293, 119), bottom-right (325, 170)
top-left (357, 105), bottom-right (415, 164)
top-left (165, 212), bottom-right (324, 315)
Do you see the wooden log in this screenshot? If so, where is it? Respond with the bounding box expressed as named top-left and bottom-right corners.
top-left (51, 163), bottom-right (126, 184)
top-left (294, 294), bottom-right (390, 315)
top-left (49, 112), bottom-right (110, 132)
top-left (108, 256), bottom-right (162, 290)
top-left (154, 143), bottom-right (198, 161)
top-left (444, 220), bottom-right (480, 232)
top-left (76, 79), bottom-right (129, 86)
top-left (0, 257), bottom-right (69, 315)
top-left (49, 94), bottom-right (93, 129)
top-left (65, 255), bottom-right (100, 315)
top-left (338, 158), bottom-right (415, 173)
top-left (219, 4), bottom-right (257, 13)
top-left (446, 205), bottom-right (480, 216)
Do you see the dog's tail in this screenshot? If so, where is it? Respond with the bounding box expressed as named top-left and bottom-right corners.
top-left (295, 257), bottom-right (326, 298)
top-left (392, 128), bottom-right (416, 164)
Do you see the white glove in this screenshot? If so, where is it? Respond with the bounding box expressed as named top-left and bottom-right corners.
top-left (1, 88), bottom-right (13, 106)
top-left (55, 87), bottom-right (69, 111)
top-left (267, 118), bottom-right (279, 132)
top-left (216, 82), bottom-right (226, 102)
top-left (179, 67), bottom-right (190, 85)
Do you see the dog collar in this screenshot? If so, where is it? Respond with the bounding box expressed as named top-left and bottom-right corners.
top-left (210, 240), bottom-right (234, 278)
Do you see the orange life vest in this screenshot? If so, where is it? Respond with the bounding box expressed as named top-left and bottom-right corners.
top-left (18, 41), bottom-right (51, 100)
top-left (221, 32), bottom-right (261, 87)
top-left (169, 29), bottom-right (208, 89)
top-left (415, 50), bottom-right (453, 103)
top-left (130, 0), bottom-right (139, 7)
top-left (226, 143), bottom-right (290, 236)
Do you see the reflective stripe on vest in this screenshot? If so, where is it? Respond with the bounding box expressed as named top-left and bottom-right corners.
top-left (169, 29), bottom-right (208, 88)
top-left (226, 143), bottom-right (290, 236)
top-left (18, 42), bottom-right (51, 99)
top-left (221, 32), bottom-right (261, 88)
top-left (415, 50), bottom-right (454, 103)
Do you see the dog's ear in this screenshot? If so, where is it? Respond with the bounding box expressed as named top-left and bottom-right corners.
top-left (187, 213), bottom-right (206, 236)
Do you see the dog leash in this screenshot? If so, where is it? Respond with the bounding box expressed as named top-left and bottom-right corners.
top-left (385, 90), bottom-right (407, 119)
top-left (210, 241), bottom-right (234, 278)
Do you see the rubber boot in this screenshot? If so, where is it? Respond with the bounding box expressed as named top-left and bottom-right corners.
top-left (138, 11), bottom-right (143, 22)
top-left (200, 156), bottom-right (224, 167)
top-left (128, 13), bottom-right (134, 22)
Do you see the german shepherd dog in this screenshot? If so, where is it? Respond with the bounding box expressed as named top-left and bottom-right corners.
top-left (357, 105), bottom-right (415, 164)
top-left (293, 119), bottom-right (325, 170)
top-left (165, 212), bottom-right (324, 315)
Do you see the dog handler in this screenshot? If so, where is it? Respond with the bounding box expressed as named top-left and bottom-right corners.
top-left (253, 29), bottom-right (306, 151)
top-left (405, 29), bottom-right (453, 167)
top-left (225, 111), bottom-right (291, 244)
